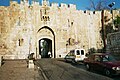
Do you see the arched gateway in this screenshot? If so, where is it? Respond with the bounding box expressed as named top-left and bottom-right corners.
top-left (37, 26), bottom-right (55, 58)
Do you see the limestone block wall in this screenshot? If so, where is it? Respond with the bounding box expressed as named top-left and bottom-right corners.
top-left (107, 32), bottom-right (120, 60)
top-left (0, 2), bottom-right (21, 59)
top-left (0, 1), bottom-right (102, 59)
top-left (51, 8), bottom-right (103, 57)
top-left (1, 0), bottom-right (119, 59)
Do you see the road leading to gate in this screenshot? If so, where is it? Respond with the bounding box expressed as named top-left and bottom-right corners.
top-left (35, 59), bottom-right (113, 80)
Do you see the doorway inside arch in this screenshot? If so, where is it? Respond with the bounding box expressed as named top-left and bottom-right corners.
top-left (39, 38), bottom-right (52, 58)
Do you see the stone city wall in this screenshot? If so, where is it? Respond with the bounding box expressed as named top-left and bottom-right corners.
top-left (0, 0), bottom-right (119, 59)
top-left (107, 32), bottom-right (120, 60)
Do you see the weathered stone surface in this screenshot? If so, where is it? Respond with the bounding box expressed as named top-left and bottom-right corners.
top-left (107, 32), bottom-right (120, 60)
top-left (0, 0), bottom-right (120, 59)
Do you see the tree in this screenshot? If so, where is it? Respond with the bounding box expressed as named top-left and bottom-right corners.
top-left (86, 0), bottom-right (109, 11)
top-left (103, 15), bottom-right (120, 38)
top-left (88, 48), bottom-right (97, 54)
top-left (114, 15), bottom-right (120, 30)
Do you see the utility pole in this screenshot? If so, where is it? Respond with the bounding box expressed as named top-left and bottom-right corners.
top-left (101, 10), bottom-right (106, 52)
top-left (101, 2), bottom-right (115, 52)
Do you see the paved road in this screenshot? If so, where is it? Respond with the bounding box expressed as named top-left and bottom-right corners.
top-left (35, 58), bottom-right (120, 80)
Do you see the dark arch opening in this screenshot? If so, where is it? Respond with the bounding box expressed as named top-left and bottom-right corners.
top-left (37, 26), bottom-right (56, 58)
top-left (39, 38), bottom-right (52, 58)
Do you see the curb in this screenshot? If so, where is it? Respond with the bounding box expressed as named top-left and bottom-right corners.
top-left (36, 61), bottom-right (48, 80)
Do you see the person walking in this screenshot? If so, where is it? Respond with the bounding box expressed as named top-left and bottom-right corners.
top-left (48, 51), bottom-right (52, 58)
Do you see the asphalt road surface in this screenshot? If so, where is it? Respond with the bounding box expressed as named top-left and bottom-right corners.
top-left (35, 58), bottom-right (120, 80)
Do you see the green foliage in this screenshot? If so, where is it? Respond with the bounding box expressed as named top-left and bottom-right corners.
top-left (105, 23), bottom-right (116, 36)
top-left (114, 15), bottom-right (120, 28)
top-left (88, 48), bottom-right (97, 54)
top-left (100, 16), bottom-right (120, 41)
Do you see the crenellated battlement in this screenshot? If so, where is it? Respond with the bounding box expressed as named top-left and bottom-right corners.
top-left (68, 4), bottom-right (76, 9)
top-left (19, 0), bottom-right (77, 10)
top-left (60, 3), bottom-right (68, 8)
top-left (50, 3), bottom-right (76, 10)
top-left (9, 0), bottom-right (117, 17)
top-left (51, 3), bottom-right (59, 7)
top-left (77, 10), bottom-right (101, 16)
top-left (59, 3), bottom-right (76, 10)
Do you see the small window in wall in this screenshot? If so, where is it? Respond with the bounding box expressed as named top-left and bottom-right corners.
top-left (45, 16), bottom-right (47, 21)
top-left (45, 9), bottom-right (47, 14)
top-left (41, 16), bottom-right (50, 21)
top-left (48, 16), bottom-right (50, 21)
top-left (71, 22), bottom-right (73, 26)
top-left (18, 17), bottom-right (20, 26)
top-left (18, 38), bottom-right (24, 46)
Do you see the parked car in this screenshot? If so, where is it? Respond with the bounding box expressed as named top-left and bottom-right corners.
top-left (64, 49), bottom-right (86, 63)
top-left (84, 53), bottom-right (120, 76)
